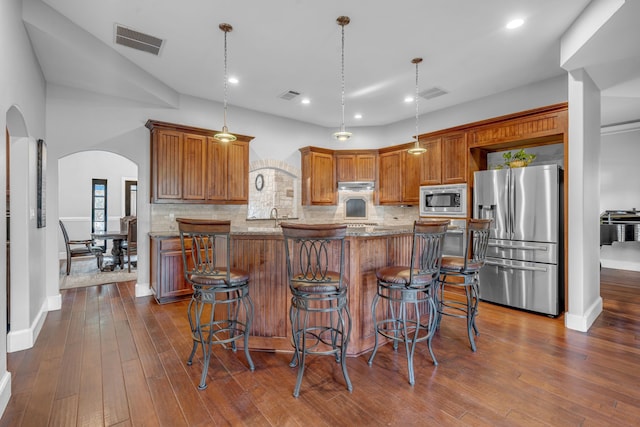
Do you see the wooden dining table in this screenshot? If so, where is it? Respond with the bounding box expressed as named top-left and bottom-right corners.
top-left (91, 230), bottom-right (128, 271)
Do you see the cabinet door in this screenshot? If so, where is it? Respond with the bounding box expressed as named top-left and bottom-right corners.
top-left (182, 133), bottom-right (207, 200)
top-left (153, 130), bottom-right (183, 200)
top-left (402, 151), bottom-right (421, 204)
top-left (335, 154), bottom-right (356, 182)
top-left (150, 237), bottom-right (192, 304)
top-left (227, 140), bottom-right (249, 202)
top-left (378, 151), bottom-right (402, 204)
top-left (206, 137), bottom-right (228, 201)
top-left (311, 152), bottom-right (336, 204)
top-left (441, 132), bottom-right (467, 184)
top-left (420, 137), bottom-right (442, 185)
top-left (356, 154), bottom-right (377, 181)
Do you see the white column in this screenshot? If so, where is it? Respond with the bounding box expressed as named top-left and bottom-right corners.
top-left (565, 68), bottom-right (603, 331)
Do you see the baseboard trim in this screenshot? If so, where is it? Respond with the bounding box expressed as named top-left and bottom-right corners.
top-left (7, 299), bottom-right (48, 353)
top-left (48, 293), bottom-right (62, 311)
top-left (565, 296), bottom-right (603, 332)
top-left (135, 282), bottom-right (153, 298)
top-left (0, 371), bottom-right (12, 421)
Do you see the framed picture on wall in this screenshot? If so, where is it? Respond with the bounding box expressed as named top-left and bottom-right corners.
top-left (37, 138), bottom-right (46, 228)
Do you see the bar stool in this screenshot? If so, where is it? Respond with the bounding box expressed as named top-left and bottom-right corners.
top-left (436, 218), bottom-right (491, 352)
top-left (280, 223), bottom-right (352, 398)
top-left (368, 219), bottom-right (449, 385)
top-left (176, 218), bottom-right (255, 390)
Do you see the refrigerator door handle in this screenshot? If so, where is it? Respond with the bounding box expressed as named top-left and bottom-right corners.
top-left (508, 170), bottom-right (515, 237)
top-left (488, 243), bottom-right (548, 251)
top-left (485, 260), bottom-right (548, 272)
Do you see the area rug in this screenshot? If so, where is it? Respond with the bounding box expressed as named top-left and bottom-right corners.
top-left (59, 256), bottom-right (137, 290)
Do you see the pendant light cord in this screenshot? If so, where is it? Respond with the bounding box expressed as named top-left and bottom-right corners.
top-left (415, 60), bottom-right (419, 143)
top-left (223, 28), bottom-right (229, 128)
top-left (340, 21), bottom-right (346, 133)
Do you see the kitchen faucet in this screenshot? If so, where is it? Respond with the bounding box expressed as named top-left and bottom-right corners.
top-left (270, 207), bottom-right (279, 228)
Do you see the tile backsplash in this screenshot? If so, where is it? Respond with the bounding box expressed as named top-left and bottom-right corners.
top-left (150, 158), bottom-right (420, 232)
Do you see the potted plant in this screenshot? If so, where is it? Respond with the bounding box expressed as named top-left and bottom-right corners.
top-left (503, 148), bottom-right (536, 168)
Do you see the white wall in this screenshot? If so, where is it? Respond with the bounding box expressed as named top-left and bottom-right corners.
top-left (383, 74), bottom-right (568, 140)
top-left (599, 125), bottom-right (640, 271)
top-left (1, 0), bottom-right (47, 415)
top-left (58, 151), bottom-right (138, 256)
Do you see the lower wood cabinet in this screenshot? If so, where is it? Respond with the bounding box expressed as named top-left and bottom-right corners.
top-left (150, 235), bottom-right (193, 304)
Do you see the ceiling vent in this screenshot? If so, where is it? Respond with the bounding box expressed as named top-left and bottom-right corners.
top-left (115, 24), bottom-right (164, 56)
top-left (278, 90), bottom-right (301, 101)
top-left (419, 86), bottom-right (448, 100)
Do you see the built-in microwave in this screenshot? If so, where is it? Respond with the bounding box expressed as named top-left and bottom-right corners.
top-left (419, 183), bottom-right (467, 217)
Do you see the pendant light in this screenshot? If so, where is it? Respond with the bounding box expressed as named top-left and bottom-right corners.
top-left (213, 23), bottom-right (237, 143)
top-left (407, 57), bottom-right (427, 155)
top-left (333, 16), bottom-right (352, 142)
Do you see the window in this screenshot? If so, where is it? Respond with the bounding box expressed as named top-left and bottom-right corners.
top-left (125, 180), bottom-right (137, 216)
top-left (92, 179), bottom-right (107, 250)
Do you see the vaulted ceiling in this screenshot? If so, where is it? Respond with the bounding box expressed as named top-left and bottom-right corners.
top-left (23, 0), bottom-right (640, 129)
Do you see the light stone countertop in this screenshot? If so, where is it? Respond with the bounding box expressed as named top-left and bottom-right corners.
top-left (149, 224), bottom-right (415, 238)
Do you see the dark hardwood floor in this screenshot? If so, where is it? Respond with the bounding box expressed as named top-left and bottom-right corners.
top-left (1, 268), bottom-right (639, 426)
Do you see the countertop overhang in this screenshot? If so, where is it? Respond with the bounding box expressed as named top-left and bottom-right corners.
top-left (150, 224), bottom-right (415, 238)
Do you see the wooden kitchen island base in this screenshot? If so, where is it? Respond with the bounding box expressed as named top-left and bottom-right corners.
top-left (150, 227), bottom-right (416, 356)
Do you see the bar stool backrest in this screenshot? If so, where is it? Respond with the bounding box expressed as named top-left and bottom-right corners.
top-left (410, 220), bottom-right (450, 285)
top-left (280, 223), bottom-right (347, 292)
top-left (177, 218), bottom-right (231, 285)
top-left (461, 218), bottom-right (492, 272)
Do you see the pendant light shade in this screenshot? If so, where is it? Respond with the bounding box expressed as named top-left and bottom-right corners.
top-left (407, 57), bottom-right (427, 155)
top-left (213, 23), bottom-right (237, 143)
top-left (333, 16), bottom-right (352, 142)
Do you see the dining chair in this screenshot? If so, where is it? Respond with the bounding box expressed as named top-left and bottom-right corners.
top-left (177, 218), bottom-right (255, 390)
top-left (59, 220), bottom-right (104, 275)
top-left (435, 218), bottom-right (491, 352)
top-left (124, 217), bottom-right (137, 272)
top-left (368, 219), bottom-right (449, 385)
top-left (280, 222), bottom-right (352, 397)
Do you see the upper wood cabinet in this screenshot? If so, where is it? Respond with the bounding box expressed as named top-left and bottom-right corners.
top-left (300, 146), bottom-right (336, 205)
top-left (378, 145), bottom-right (420, 205)
top-left (146, 120), bottom-right (253, 204)
top-left (419, 132), bottom-right (467, 185)
top-left (468, 107), bottom-right (568, 149)
top-left (335, 151), bottom-right (377, 182)
top-left (419, 137), bottom-right (442, 186)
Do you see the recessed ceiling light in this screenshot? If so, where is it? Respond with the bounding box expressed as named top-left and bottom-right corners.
top-left (301, 98), bottom-right (310, 104)
top-left (228, 76), bottom-right (239, 84)
top-left (354, 113), bottom-right (362, 119)
top-left (404, 96), bottom-right (414, 103)
top-left (506, 18), bottom-right (524, 29)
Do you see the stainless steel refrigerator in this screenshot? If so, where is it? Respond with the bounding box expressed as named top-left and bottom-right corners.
top-left (473, 164), bottom-right (563, 316)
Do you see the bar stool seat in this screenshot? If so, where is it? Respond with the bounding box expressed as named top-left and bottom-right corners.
top-left (436, 218), bottom-right (491, 352)
top-left (368, 219), bottom-right (449, 385)
top-left (189, 269), bottom-right (250, 286)
top-left (177, 218), bottom-right (255, 391)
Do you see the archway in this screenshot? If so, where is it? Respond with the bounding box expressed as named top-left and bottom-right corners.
top-left (57, 151), bottom-right (138, 279)
top-left (5, 106), bottom-right (30, 349)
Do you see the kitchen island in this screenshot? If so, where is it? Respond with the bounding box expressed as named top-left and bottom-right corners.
top-left (150, 224), bottom-right (417, 356)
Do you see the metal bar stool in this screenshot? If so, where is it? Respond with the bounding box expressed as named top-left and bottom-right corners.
top-left (368, 219), bottom-right (449, 385)
top-left (280, 223), bottom-right (352, 398)
top-left (436, 218), bottom-right (491, 352)
top-left (177, 218), bottom-right (255, 390)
